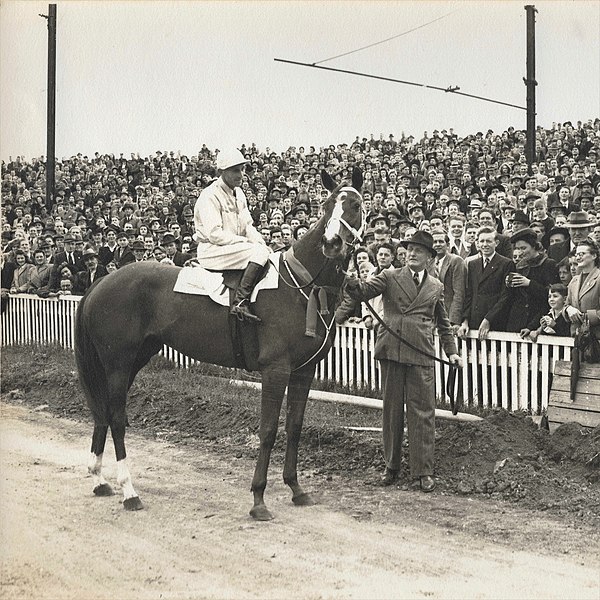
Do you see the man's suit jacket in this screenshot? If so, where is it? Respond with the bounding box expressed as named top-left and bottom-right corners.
top-left (448, 237), bottom-right (470, 259)
top-left (75, 265), bottom-right (108, 295)
top-left (113, 247), bottom-right (135, 268)
top-left (54, 250), bottom-right (83, 271)
top-left (435, 253), bottom-right (466, 325)
top-left (462, 253), bottom-right (515, 329)
top-left (567, 266), bottom-right (600, 337)
top-left (348, 267), bottom-right (457, 366)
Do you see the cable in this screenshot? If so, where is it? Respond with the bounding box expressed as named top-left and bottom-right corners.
top-left (314, 9), bottom-right (459, 66)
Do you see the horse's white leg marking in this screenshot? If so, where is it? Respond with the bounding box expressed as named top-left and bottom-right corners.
top-left (88, 453), bottom-right (108, 488)
top-left (117, 459), bottom-right (138, 501)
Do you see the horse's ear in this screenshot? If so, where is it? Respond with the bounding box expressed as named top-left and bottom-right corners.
top-left (321, 170), bottom-right (337, 192)
top-left (351, 167), bottom-right (363, 192)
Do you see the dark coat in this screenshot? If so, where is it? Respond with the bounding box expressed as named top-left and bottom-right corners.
top-left (112, 247), bottom-right (135, 268)
top-left (98, 244), bottom-right (118, 266)
top-left (335, 289), bottom-right (363, 324)
top-left (74, 265), bottom-right (109, 295)
top-left (496, 232), bottom-right (514, 260)
top-left (54, 250), bottom-right (84, 272)
top-left (171, 250), bottom-right (194, 267)
top-left (547, 239), bottom-right (573, 263)
top-left (462, 253), bottom-right (515, 329)
top-left (505, 254), bottom-right (560, 332)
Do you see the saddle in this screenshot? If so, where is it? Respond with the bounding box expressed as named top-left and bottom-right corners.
top-left (204, 266), bottom-right (270, 373)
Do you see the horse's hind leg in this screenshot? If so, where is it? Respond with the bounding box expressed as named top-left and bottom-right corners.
top-left (88, 424), bottom-right (114, 496)
top-left (108, 369), bottom-right (143, 511)
top-left (250, 366), bottom-right (288, 521)
top-left (283, 364), bottom-right (316, 507)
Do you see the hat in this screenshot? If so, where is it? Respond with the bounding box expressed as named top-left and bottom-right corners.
top-left (116, 230), bottom-right (128, 239)
top-left (548, 226), bottom-right (570, 240)
top-left (131, 240), bottom-right (145, 251)
top-left (216, 149), bottom-right (249, 171)
top-left (162, 233), bottom-right (177, 245)
top-left (565, 210), bottom-right (593, 229)
top-left (547, 198), bottom-right (567, 213)
top-left (182, 205), bottom-right (193, 216)
top-left (369, 213), bottom-right (390, 226)
top-left (82, 247), bottom-right (98, 259)
top-left (400, 230), bottom-right (436, 256)
top-left (64, 234), bottom-right (76, 243)
top-left (468, 199), bottom-right (482, 209)
top-left (511, 210), bottom-right (530, 225)
top-left (509, 227), bottom-right (538, 246)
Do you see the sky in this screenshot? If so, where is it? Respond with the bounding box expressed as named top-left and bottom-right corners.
top-left (1, 1), bottom-right (599, 160)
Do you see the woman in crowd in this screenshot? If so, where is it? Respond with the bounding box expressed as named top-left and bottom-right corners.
top-left (565, 237), bottom-right (600, 338)
top-left (10, 251), bottom-right (34, 293)
top-left (505, 228), bottom-right (560, 338)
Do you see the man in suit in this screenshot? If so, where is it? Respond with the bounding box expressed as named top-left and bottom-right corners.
top-left (346, 230), bottom-right (461, 492)
top-left (431, 229), bottom-right (467, 328)
top-left (98, 226), bottom-right (118, 266)
top-left (447, 215), bottom-right (470, 259)
top-left (548, 211), bottom-right (593, 263)
top-left (477, 208), bottom-right (514, 259)
top-left (457, 226), bottom-right (515, 340)
top-left (74, 247), bottom-right (108, 295)
top-left (112, 230), bottom-right (135, 268)
top-left (52, 234), bottom-right (83, 276)
top-left (162, 233), bottom-right (193, 267)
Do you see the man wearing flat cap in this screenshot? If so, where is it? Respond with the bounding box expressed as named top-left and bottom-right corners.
top-left (345, 230), bottom-right (461, 492)
top-left (194, 148), bottom-right (269, 323)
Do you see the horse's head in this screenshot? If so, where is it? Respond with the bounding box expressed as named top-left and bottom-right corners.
top-left (320, 168), bottom-right (364, 260)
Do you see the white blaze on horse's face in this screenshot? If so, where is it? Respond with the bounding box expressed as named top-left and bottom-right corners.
top-left (323, 192), bottom-right (349, 242)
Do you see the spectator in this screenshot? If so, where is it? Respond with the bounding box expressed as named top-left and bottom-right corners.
top-left (505, 228), bottom-right (560, 338)
top-left (112, 231), bottom-right (135, 268)
top-left (27, 249), bottom-right (52, 294)
top-left (548, 211), bottom-right (594, 262)
top-left (431, 228), bottom-right (466, 329)
top-left (74, 247), bottom-right (108, 295)
top-left (529, 283), bottom-right (571, 341)
top-left (162, 233), bottom-right (192, 266)
top-left (457, 227), bottom-right (515, 340)
top-left (557, 256), bottom-right (572, 286)
top-left (9, 250), bottom-right (34, 293)
top-left (565, 238), bottom-right (600, 338)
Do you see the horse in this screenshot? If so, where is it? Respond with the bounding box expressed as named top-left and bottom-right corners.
top-left (75, 167), bottom-right (364, 520)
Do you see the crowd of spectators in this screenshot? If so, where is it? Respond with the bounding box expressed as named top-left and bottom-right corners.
top-left (2, 119), bottom-right (600, 336)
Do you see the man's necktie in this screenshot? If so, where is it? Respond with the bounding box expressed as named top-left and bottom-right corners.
top-left (483, 257), bottom-right (489, 270)
top-left (413, 271), bottom-right (420, 288)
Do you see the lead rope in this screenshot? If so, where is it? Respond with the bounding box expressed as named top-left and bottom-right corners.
top-left (362, 300), bottom-right (460, 414)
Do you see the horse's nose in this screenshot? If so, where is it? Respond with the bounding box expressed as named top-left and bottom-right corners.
top-left (322, 233), bottom-right (343, 257)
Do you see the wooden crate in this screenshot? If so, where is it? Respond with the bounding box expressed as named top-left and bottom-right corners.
top-left (547, 361), bottom-right (600, 432)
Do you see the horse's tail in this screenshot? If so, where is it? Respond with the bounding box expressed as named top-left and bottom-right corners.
top-left (75, 290), bottom-right (110, 425)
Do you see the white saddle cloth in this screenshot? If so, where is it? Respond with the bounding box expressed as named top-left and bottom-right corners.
top-left (173, 252), bottom-right (281, 306)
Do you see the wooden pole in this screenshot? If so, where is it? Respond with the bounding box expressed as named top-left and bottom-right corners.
top-left (524, 5), bottom-right (537, 173)
top-left (45, 4), bottom-right (57, 209)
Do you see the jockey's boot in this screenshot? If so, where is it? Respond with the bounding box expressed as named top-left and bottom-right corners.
top-left (231, 262), bottom-right (263, 323)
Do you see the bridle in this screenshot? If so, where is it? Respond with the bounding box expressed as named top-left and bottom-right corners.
top-left (323, 187), bottom-right (366, 248)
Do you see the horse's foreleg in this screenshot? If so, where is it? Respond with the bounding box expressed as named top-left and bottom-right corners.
top-left (283, 365), bottom-right (316, 507)
top-left (250, 367), bottom-right (288, 521)
top-left (88, 424), bottom-right (114, 496)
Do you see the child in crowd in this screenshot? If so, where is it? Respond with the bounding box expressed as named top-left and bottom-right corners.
top-left (529, 283), bottom-right (570, 341)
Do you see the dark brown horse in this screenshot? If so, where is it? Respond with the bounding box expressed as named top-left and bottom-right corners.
top-left (75, 168), bottom-right (364, 520)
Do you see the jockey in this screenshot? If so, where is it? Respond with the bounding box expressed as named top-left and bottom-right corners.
top-left (193, 148), bottom-right (270, 323)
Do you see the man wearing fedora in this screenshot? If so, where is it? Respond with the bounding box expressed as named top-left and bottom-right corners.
top-left (74, 247), bottom-right (108, 295)
top-left (193, 148), bottom-right (270, 323)
top-left (548, 211), bottom-right (594, 263)
top-left (345, 230), bottom-right (461, 492)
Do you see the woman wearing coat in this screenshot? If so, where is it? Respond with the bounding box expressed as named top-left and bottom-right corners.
top-left (506, 228), bottom-right (560, 337)
top-left (565, 238), bottom-right (600, 339)
top-left (10, 251), bottom-right (34, 293)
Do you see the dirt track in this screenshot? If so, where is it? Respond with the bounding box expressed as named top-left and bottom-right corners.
top-left (1, 403), bottom-right (599, 600)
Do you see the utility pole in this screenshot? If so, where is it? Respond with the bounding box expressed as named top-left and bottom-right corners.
top-left (41, 4), bottom-right (57, 209)
top-left (524, 5), bottom-right (537, 173)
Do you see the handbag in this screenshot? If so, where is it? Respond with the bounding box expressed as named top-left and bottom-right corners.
top-left (576, 315), bottom-right (600, 363)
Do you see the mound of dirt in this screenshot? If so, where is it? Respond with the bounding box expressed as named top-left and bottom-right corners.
top-left (2, 346), bottom-right (599, 525)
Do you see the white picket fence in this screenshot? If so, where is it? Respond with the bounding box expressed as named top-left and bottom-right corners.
top-left (1, 294), bottom-right (574, 414)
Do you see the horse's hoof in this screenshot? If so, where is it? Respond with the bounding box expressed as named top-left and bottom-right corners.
top-left (250, 505), bottom-right (274, 521)
top-left (292, 492), bottom-right (315, 507)
top-left (123, 496), bottom-right (144, 511)
top-left (93, 483), bottom-right (115, 497)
